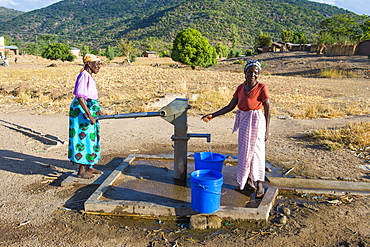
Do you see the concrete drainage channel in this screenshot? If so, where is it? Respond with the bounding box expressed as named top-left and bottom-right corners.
top-left (75, 154), bottom-right (370, 221)
top-left (267, 176), bottom-right (370, 196)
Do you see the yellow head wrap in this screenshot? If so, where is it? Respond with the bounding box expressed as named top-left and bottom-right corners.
top-left (83, 54), bottom-right (100, 64)
top-left (81, 54), bottom-right (100, 72)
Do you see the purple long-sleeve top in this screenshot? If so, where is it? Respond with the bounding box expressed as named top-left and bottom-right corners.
top-left (73, 70), bottom-right (98, 100)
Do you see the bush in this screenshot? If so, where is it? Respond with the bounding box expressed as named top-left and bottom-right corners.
top-left (228, 48), bottom-right (243, 58)
top-left (256, 31), bottom-right (272, 48)
top-left (41, 43), bottom-right (75, 62)
top-left (233, 60), bottom-right (244, 64)
top-left (245, 49), bottom-right (255, 56)
top-left (105, 45), bottom-right (115, 61)
top-left (259, 61), bottom-right (267, 69)
top-left (91, 49), bottom-right (100, 56)
top-left (160, 50), bottom-right (170, 57)
top-left (215, 42), bottom-right (229, 58)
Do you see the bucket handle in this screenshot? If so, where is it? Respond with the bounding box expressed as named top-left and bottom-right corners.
top-left (195, 184), bottom-right (227, 195)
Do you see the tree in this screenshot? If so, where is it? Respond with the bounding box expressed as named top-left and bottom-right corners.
top-left (255, 31), bottom-right (272, 48)
top-left (228, 47), bottom-right (243, 58)
top-left (117, 38), bottom-right (135, 65)
top-left (105, 45), bottom-right (115, 61)
top-left (281, 30), bottom-right (294, 43)
top-left (215, 42), bottom-right (229, 58)
top-left (37, 34), bottom-right (57, 48)
top-left (281, 30), bottom-right (308, 44)
top-left (25, 43), bottom-right (39, 55)
top-left (292, 32), bottom-right (308, 44)
top-left (320, 15), bottom-right (356, 37)
top-left (171, 28), bottom-right (217, 68)
top-left (81, 45), bottom-right (90, 56)
top-left (317, 31), bottom-right (336, 45)
top-left (2, 35), bottom-right (12, 46)
top-left (41, 43), bottom-right (75, 62)
top-left (245, 49), bottom-right (255, 56)
top-left (91, 49), bottom-right (100, 56)
top-left (230, 24), bottom-right (240, 48)
top-left (357, 16), bottom-right (370, 41)
top-left (319, 14), bottom-right (359, 44)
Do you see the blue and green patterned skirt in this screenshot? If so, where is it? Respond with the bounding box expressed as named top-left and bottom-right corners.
top-left (68, 98), bottom-right (101, 166)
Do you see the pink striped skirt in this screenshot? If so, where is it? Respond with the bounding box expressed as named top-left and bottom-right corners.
top-left (232, 109), bottom-right (266, 190)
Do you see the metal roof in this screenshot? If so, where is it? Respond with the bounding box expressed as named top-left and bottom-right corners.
top-left (5, 46), bottom-right (19, 49)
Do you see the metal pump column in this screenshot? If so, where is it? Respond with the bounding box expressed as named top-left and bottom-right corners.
top-left (97, 98), bottom-right (210, 182)
top-left (159, 98), bottom-right (190, 181)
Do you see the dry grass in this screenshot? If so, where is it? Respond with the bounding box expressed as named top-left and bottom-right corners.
top-left (269, 76), bottom-right (370, 119)
top-left (310, 122), bottom-right (370, 151)
top-left (1, 56), bottom-right (370, 119)
top-left (319, 67), bottom-right (356, 78)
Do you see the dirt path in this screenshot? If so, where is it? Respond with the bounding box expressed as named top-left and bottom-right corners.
top-left (1, 51), bottom-right (370, 246)
top-left (0, 112), bottom-right (369, 246)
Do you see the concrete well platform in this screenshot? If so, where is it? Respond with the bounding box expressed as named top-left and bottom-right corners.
top-left (84, 154), bottom-right (278, 221)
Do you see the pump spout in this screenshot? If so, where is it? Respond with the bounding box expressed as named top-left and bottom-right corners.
top-left (187, 133), bottom-right (211, 143)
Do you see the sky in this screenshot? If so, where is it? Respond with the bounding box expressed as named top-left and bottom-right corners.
top-left (310, 0), bottom-right (370, 16)
top-left (0, 0), bottom-right (369, 16)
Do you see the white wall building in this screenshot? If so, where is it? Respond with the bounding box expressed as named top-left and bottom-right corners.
top-left (0, 37), bottom-right (5, 57)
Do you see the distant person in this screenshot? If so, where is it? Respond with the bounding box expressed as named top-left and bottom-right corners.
top-left (68, 54), bottom-right (105, 179)
top-left (14, 57), bottom-right (18, 64)
top-left (201, 60), bottom-right (271, 198)
top-left (3, 57), bottom-right (9, 66)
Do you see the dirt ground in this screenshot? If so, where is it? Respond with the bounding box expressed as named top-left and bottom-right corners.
top-left (1, 52), bottom-right (370, 246)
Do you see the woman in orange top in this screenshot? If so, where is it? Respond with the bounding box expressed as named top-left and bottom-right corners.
top-left (202, 60), bottom-right (271, 198)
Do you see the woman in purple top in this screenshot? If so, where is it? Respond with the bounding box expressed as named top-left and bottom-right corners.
top-left (68, 54), bottom-right (104, 179)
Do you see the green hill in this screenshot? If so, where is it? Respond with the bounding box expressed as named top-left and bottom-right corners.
top-left (0, 0), bottom-right (355, 47)
top-left (0, 6), bottom-right (24, 22)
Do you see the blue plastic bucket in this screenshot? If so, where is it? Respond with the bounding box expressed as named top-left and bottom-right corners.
top-left (194, 152), bottom-right (226, 173)
top-left (190, 169), bottom-right (223, 214)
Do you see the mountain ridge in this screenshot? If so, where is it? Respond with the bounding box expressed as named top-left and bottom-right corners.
top-left (0, 0), bottom-right (356, 47)
top-left (0, 6), bottom-right (24, 22)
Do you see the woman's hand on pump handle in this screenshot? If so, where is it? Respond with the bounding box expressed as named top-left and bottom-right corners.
top-left (201, 114), bottom-right (213, 123)
top-left (88, 115), bottom-right (97, 125)
top-left (89, 110), bottom-right (104, 125)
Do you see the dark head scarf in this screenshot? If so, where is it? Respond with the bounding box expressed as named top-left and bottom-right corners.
top-left (244, 60), bottom-right (262, 73)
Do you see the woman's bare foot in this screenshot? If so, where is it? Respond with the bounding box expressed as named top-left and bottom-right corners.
top-left (77, 164), bottom-right (95, 179)
top-left (235, 178), bottom-right (257, 191)
top-left (235, 186), bottom-right (243, 191)
top-left (256, 181), bottom-right (264, 198)
top-left (86, 167), bottom-right (103, 174)
top-left (77, 172), bottom-right (95, 179)
top-left (246, 178), bottom-right (256, 190)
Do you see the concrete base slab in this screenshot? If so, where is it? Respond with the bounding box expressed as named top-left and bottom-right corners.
top-left (61, 170), bottom-right (111, 186)
top-left (84, 154), bottom-right (279, 221)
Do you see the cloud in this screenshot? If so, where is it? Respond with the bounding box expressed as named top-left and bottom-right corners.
top-left (0, 0), bottom-right (20, 8)
top-left (313, 0), bottom-right (336, 4)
